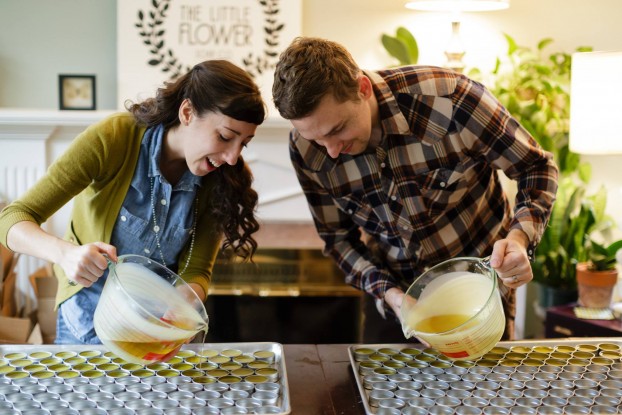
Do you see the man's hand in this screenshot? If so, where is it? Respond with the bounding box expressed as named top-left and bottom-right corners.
top-left (489, 229), bottom-right (532, 289)
top-left (384, 287), bottom-right (405, 321)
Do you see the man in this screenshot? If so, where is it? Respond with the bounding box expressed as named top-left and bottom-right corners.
top-left (272, 37), bottom-right (558, 342)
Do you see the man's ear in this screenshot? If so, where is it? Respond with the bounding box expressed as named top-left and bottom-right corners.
top-left (358, 75), bottom-right (373, 99)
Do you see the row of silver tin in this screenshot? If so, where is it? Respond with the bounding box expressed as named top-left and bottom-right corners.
top-left (0, 374), bottom-right (282, 414)
top-left (0, 343), bottom-right (290, 415)
top-left (349, 341), bottom-right (622, 415)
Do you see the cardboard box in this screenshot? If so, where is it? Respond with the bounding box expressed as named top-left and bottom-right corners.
top-left (0, 315), bottom-right (41, 344)
top-left (0, 262), bottom-right (55, 345)
top-left (30, 265), bottom-right (57, 344)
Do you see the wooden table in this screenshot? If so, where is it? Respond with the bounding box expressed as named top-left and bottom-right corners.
top-left (546, 304), bottom-right (622, 338)
top-left (283, 344), bottom-right (366, 415)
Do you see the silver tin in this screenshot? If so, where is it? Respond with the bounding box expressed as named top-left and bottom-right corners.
top-left (220, 407), bottom-right (248, 414)
top-left (98, 400), bottom-right (125, 410)
top-left (68, 400), bottom-right (98, 410)
top-left (522, 388), bottom-right (547, 399)
top-left (207, 397), bottom-right (235, 409)
top-left (151, 398), bottom-right (179, 409)
top-left (369, 390), bottom-right (393, 407)
top-left (192, 408), bottom-right (220, 415)
top-left (455, 406), bottom-right (484, 414)
top-left (462, 397), bottom-right (489, 408)
top-left (496, 388), bottom-right (521, 399)
top-left (564, 406), bottom-right (590, 414)
top-left (446, 389), bottom-right (470, 399)
top-left (363, 374), bottom-right (387, 389)
top-left (125, 399), bottom-right (152, 410)
top-left (151, 382), bottom-right (177, 394)
top-left (396, 381), bottom-right (423, 391)
top-left (168, 390), bottom-right (194, 401)
top-left (589, 407), bottom-right (617, 415)
top-left (471, 389), bottom-right (496, 400)
top-left (371, 381), bottom-right (397, 392)
top-left (176, 382), bottom-right (203, 393)
top-left (254, 407), bottom-right (283, 414)
top-left (406, 397), bottom-right (435, 408)
top-left (195, 390), bottom-right (221, 400)
top-left (490, 397), bottom-right (514, 407)
top-left (179, 397), bottom-right (207, 409)
top-left (435, 396), bottom-right (460, 407)
top-left (395, 389), bottom-right (420, 400)
top-left (224, 390), bottom-right (249, 400)
top-left (235, 397), bottom-right (262, 409)
top-left (126, 382), bottom-right (151, 394)
top-left (376, 408), bottom-right (401, 415)
top-left (420, 388), bottom-right (445, 399)
top-left (252, 391), bottom-right (279, 406)
top-left (484, 407), bottom-right (509, 415)
top-left (254, 382), bottom-right (280, 394)
top-left (141, 391), bottom-right (167, 401)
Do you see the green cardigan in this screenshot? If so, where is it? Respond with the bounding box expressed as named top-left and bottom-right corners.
top-left (0, 112), bottom-right (221, 308)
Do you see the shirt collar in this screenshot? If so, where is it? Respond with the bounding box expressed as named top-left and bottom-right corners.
top-left (365, 70), bottom-right (412, 138)
top-left (145, 124), bottom-right (202, 191)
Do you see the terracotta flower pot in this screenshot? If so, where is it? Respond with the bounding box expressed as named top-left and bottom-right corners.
top-left (576, 262), bottom-right (618, 308)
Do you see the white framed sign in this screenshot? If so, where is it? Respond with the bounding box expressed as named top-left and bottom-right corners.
top-left (117, 0), bottom-right (301, 118)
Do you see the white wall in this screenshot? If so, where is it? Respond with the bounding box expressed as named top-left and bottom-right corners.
top-left (302, 0), bottom-right (622, 71)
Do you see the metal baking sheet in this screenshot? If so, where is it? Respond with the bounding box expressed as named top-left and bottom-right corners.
top-left (0, 342), bottom-right (290, 414)
top-left (349, 338), bottom-right (622, 415)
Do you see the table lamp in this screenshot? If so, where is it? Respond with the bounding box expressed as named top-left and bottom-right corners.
top-left (569, 51), bottom-right (622, 154)
top-left (404, 0), bottom-right (509, 72)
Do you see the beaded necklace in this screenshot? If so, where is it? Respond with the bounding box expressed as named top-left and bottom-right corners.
top-left (150, 176), bottom-right (198, 276)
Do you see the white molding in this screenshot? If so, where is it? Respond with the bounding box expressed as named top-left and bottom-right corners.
top-left (0, 109), bottom-right (115, 126)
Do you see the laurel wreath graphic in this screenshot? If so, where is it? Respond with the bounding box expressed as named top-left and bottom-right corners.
top-left (135, 0), bottom-right (285, 79)
top-left (135, 0), bottom-right (189, 80)
top-left (242, 0), bottom-right (285, 77)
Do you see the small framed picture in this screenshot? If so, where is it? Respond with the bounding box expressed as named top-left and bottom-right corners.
top-left (58, 74), bottom-right (96, 110)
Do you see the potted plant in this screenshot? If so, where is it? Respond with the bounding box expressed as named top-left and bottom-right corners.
top-left (576, 239), bottom-right (622, 308)
top-left (470, 35), bottom-right (608, 305)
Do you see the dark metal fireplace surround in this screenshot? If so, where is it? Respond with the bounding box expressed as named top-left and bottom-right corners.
top-left (203, 248), bottom-right (363, 344)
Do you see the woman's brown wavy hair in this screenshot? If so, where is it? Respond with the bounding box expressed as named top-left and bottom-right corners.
top-left (126, 60), bottom-right (266, 261)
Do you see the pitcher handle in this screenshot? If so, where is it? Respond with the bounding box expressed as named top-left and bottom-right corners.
top-left (68, 253), bottom-right (115, 286)
top-left (102, 253), bottom-right (115, 268)
top-left (479, 255), bottom-right (510, 297)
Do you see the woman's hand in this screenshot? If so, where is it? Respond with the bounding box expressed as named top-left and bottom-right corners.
top-left (60, 242), bottom-right (117, 287)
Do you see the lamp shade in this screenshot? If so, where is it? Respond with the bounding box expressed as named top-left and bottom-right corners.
top-left (404, 0), bottom-right (509, 12)
top-left (569, 51), bottom-right (622, 154)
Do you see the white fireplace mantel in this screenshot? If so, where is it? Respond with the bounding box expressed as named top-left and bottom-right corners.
top-left (0, 109), bottom-right (312, 313)
top-left (0, 109), bottom-right (310, 225)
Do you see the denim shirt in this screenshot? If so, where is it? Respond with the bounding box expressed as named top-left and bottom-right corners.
top-left (56, 124), bottom-right (201, 344)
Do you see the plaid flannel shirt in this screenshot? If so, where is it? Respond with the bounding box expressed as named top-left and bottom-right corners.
top-left (289, 66), bottom-right (558, 302)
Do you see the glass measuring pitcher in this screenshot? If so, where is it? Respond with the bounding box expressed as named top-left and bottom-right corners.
top-left (401, 257), bottom-right (505, 360)
top-left (93, 255), bottom-right (209, 365)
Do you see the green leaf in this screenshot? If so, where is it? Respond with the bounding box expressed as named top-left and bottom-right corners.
top-left (577, 162), bottom-right (592, 184)
top-left (504, 33), bottom-right (518, 56)
top-left (396, 27), bottom-right (419, 64)
top-left (381, 34), bottom-right (411, 66)
top-left (537, 38), bottom-right (554, 51)
top-left (607, 240), bottom-right (622, 256)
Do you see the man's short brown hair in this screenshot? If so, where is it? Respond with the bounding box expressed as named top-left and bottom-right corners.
top-left (272, 37), bottom-right (361, 120)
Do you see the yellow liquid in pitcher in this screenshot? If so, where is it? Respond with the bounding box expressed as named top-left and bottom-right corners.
top-left (102, 338), bottom-right (187, 363)
top-left (100, 326), bottom-right (207, 364)
top-left (415, 314), bottom-right (473, 333)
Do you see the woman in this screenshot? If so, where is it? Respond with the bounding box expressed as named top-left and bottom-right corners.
top-left (0, 60), bottom-right (266, 344)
